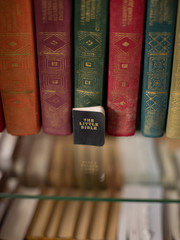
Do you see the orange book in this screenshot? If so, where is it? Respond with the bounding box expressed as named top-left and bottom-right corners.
top-left (0, 0), bottom-right (40, 135)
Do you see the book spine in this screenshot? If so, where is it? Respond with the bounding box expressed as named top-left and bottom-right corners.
top-left (0, 95), bottom-right (5, 132)
top-left (107, 0), bottom-right (145, 136)
top-left (141, 0), bottom-right (178, 137)
top-left (0, 0), bottom-right (40, 136)
top-left (34, 0), bottom-right (72, 135)
top-left (166, 2), bottom-right (180, 139)
top-left (74, 0), bottom-right (108, 107)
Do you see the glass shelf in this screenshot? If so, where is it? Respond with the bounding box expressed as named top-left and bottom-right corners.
top-left (0, 130), bottom-right (180, 203)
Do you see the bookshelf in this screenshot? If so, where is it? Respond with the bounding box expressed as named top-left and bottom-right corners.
top-left (0, 0), bottom-right (180, 238)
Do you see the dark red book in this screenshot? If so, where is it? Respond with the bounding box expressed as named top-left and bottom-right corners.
top-left (34, 0), bottom-right (72, 135)
top-left (0, 95), bottom-right (5, 132)
top-left (107, 0), bottom-right (145, 136)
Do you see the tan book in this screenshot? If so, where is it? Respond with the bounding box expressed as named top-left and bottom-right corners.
top-left (24, 133), bottom-right (54, 186)
top-left (57, 190), bottom-right (82, 240)
top-left (48, 137), bottom-right (66, 188)
top-left (166, 1), bottom-right (180, 138)
top-left (102, 136), bottom-right (123, 189)
top-left (0, 186), bottom-right (40, 240)
top-left (48, 135), bottom-right (75, 188)
top-left (75, 192), bottom-right (95, 240)
top-left (73, 144), bottom-right (91, 189)
top-left (88, 191), bottom-right (110, 240)
top-left (43, 190), bottom-right (67, 240)
top-left (105, 192), bottom-right (121, 240)
top-left (26, 188), bottom-right (57, 240)
top-left (62, 135), bottom-right (76, 188)
top-left (89, 145), bottom-right (107, 189)
top-left (74, 144), bottom-right (106, 189)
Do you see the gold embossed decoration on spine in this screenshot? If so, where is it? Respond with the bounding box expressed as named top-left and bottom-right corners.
top-left (166, 2), bottom-right (180, 139)
top-left (74, 0), bottom-right (108, 107)
top-left (34, 0), bottom-right (72, 135)
top-left (141, 0), bottom-right (178, 137)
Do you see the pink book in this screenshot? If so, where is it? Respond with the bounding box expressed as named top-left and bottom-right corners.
top-left (34, 0), bottom-right (72, 135)
top-left (107, 0), bottom-right (145, 136)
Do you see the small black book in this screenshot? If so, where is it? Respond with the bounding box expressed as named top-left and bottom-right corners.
top-left (72, 106), bottom-right (105, 146)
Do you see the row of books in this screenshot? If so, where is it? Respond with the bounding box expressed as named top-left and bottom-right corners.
top-left (0, 183), bottom-right (179, 240)
top-left (0, 0), bottom-right (179, 139)
top-left (0, 131), bottom-right (180, 190)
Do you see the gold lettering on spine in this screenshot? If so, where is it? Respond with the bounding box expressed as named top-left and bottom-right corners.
top-left (47, 0), bottom-right (53, 21)
top-left (59, 0), bottom-right (63, 21)
top-left (149, 0), bottom-right (173, 26)
top-left (86, 0), bottom-right (91, 22)
top-left (122, 0), bottom-right (128, 27)
top-left (122, 0), bottom-right (134, 27)
top-left (95, 0), bottom-right (101, 31)
top-left (91, 0), bottom-right (96, 19)
top-left (42, 0), bottom-right (47, 23)
top-left (80, 0), bottom-right (86, 24)
top-left (42, 0), bottom-right (63, 23)
top-left (81, 0), bottom-right (97, 24)
top-left (127, 0), bottom-right (134, 25)
top-left (0, 2), bottom-right (21, 32)
top-left (52, 0), bottom-right (58, 21)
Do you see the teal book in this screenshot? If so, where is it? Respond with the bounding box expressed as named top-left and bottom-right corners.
top-left (74, 0), bottom-right (108, 107)
top-left (141, 0), bottom-right (178, 137)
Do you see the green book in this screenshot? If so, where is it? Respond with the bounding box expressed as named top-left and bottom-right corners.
top-left (74, 0), bottom-right (108, 107)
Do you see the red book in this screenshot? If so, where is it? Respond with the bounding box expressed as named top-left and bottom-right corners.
top-left (34, 0), bottom-right (72, 135)
top-left (107, 0), bottom-right (145, 136)
top-left (0, 95), bottom-right (5, 132)
top-left (0, 0), bottom-right (40, 136)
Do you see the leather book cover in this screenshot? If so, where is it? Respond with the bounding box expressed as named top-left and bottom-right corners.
top-left (107, 0), bottom-right (145, 136)
top-left (166, 1), bottom-right (180, 139)
top-left (0, 0), bottom-right (41, 136)
top-left (72, 106), bottom-right (105, 146)
top-left (74, 0), bottom-right (108, 107)
top-left (141, 0), bottom-right (178, 137)
top-left (34, 0), bottom-right (72, 135)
